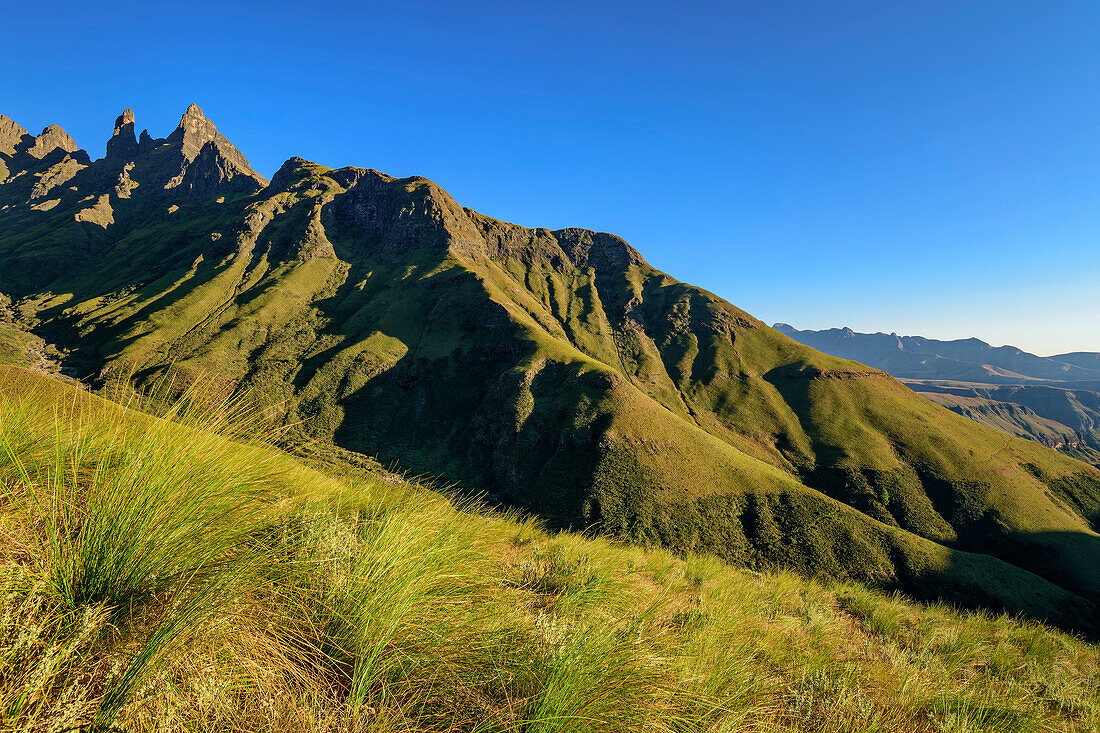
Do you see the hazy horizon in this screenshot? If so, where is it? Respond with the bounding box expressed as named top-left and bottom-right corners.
top-left (770, 320), bottom-right (1094, 358)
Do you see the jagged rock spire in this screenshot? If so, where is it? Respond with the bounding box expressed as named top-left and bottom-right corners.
top-left (138, 128), bottom-right (158, 155)
top-left (157, 103), bottom-right (267, 193)
top-left (170, 103), bottom-right (231, 162)
top-left (106, 108), bottom-right (138, 159)
top-left (2, 105), bottom-right (265, 204)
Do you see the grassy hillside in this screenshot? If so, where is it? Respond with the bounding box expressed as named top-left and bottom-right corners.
top-left (0, 293), bottom-right (65, 374)
top-left (912, 383), bottom-right (1100, 468)
top-left (3, 364), bottom-right (1100, 732)
top-left (772, 326), bottom-right (1100, 467)
top-left (918, 390), bottom-right (1100, 460)
top-left (4, 111), bottom-right (1100, 627)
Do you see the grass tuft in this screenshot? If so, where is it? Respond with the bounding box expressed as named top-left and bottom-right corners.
top-left (2, 367), bottom-right (1100, 731)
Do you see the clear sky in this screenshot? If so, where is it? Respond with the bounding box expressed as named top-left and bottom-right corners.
top-left (3, 1), bottom-right (1097, 355)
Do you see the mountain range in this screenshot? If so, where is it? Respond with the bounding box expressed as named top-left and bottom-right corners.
top-left (774, 324), bottom-right (1100, 466)
top-left (3, 105), bottom-right (1100, 630)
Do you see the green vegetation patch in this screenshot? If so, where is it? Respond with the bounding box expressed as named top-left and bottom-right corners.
top-left (3, 366), bottom-right (1100, 732)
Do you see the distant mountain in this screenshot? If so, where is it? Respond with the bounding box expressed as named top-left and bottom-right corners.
top-left (3, 105), bottom-right (1100, 629)
top-left (771, 325), bottom-right (1100, 384)
top-left (1057, 352), bottom-right (1100, 372)
top-left (774, 324), bottom-right (1100, 466)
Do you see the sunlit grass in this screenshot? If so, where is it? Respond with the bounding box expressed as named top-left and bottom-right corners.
top-left (1, 366), bottom-right (1099, 732)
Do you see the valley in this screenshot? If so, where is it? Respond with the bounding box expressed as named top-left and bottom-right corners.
top-left (774, 324), bottom-right (1100, 466)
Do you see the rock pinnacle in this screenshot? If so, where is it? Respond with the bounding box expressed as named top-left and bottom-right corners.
top-left (107, 108), bottom-right (138, 159)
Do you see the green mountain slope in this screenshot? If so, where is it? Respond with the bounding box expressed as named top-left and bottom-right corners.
top-left (772, 325), bottom-right (1100, 466)
top-left (919, 390), bottom-right (1082, 446)
top-left (915, 384), bottom-right (1100, 465)
top-left (6, 364), bottom-right (1100, 732)
top-left (3, 107), bottom-right (1100, 628)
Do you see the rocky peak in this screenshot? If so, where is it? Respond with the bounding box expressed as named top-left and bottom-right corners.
top-left (26, 124), bottom-right (78, 160)
top-left (163, 103), bottom-right (267, 188)
top-left (169, 103), bottom-right (236, 162)
top-left (169, 103), bottom-right (216, 162)
top-left (106, 108), bottom-right (138, 159)
top-left (138, 129), bottom-right (159, 155)
top-left (0, 115), bottom-right (29, 156)
top-left (556, 229), bottom-right (645, 271)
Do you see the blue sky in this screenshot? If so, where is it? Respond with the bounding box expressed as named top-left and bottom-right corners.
top-left (4, 1), bottom-right (1098, 355)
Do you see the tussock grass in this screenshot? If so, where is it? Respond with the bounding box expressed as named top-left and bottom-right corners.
top-left (2, 366), bottom-right (1100, 732)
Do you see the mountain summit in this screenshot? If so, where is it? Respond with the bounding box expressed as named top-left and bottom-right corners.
top-left (166, 103), bottom-right (261, 179)
top-left (106, 108), bottom-right (138, 159)
top-left (0, 104), bottom-right (267, 269)
top-left (3, 107), bottom-right (1100, 630)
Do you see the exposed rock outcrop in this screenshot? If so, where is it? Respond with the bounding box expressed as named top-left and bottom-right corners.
top-left (73, 193), bottom-right (114, 228)
top-left (162, 104), bottom-right (267, 192)
top-left (26, 125), bottom-right (78, 160)
top-left (138, 129), bottom-right (159, 155)
top-left (177, 140), bottom-right (263, 197)
top-left (30, 155), bottom-right (86, 199)
top-left (0, 115), bottom-right (29, 156)
top-left (0, 105), bottom-right (268, 234)
top-left (106, 108), bottom-right (139, 160)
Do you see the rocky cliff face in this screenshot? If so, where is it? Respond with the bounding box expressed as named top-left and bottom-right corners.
top-left (0, 117), bottom-right (80, 163)
top-left (106, 108), bottom-right (139, 160)
top-left (26, 124), bottom-right (79, 160)
top-left (0, 104), bottom-right (268, 282)
top-left (3, 107), bottom-right (1100, 631)
top-left (0, 115), bottom-right (28, 156)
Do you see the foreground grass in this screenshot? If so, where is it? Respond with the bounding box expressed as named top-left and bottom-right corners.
top-left (1, 366), bottom-right (1098, 732)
